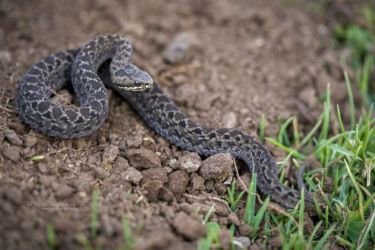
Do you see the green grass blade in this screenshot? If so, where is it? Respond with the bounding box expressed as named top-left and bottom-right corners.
top-left (244, 173), bottom-right (257, 225)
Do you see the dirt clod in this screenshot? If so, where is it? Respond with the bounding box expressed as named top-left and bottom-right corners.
top-left (5, 130), bottom-right (23, 146)
top-left (2, 145), bottom-right (21, 162)
top-left (121, 167), bottom-right (143, 185)
top-left (172, 212), bottom-right (207, 240)
top-left (127, 148), bottom-right (161, 169)
top-left (177, 152), bottom-right (201, 173)
top-left (168, 170), bottom-right (189, 197)
top-left (200, 153), bottom-right (233, 181)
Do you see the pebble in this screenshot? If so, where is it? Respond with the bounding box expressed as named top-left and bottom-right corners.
top-left (127, 148), bottom-right (161, 169)
top-left (102, 145), bottom-right (119, 164)
top-left (36, 162), bottom-right (48, 174)
top-left (24, 132), bottom-right (38, 148)
top-left (172, 212), bottom-right (207, 240)
top-left (163, 32), bottom-right (199, 64)
top-left (177, 152), bottom-right (201, 173)
top-left (112, 156), bottom-right (130, 176)
top-left (167, 170), bottom-right (189, 196)
top-left (222, 112), bottom-right (237, 128)
top-left (200, 153), bottom-right (233, 181)
top-left (121, 167), bottom-right (143, 185)
top-left (2, 145), bottom-right (21, 162)
top-left (234, 236), bottom-right (251, 249)
top-left (0, 50), bottom-right (11, 65)
top-left (5, 130), bottom-right (23, 146)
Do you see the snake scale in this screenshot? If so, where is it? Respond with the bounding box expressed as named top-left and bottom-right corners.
top-left (16, 34), bottom-right (313, 210)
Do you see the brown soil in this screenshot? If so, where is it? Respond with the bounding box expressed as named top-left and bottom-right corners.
top-left (0, 0), bottom-right (355, 249)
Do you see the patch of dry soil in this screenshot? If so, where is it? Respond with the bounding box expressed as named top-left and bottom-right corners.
top-left (0, 0), bottom-right (352, 249)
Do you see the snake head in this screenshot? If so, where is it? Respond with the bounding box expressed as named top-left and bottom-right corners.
top-left (112, 63), bottom-right (153, 91)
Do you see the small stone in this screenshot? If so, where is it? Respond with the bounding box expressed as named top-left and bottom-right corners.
top-left (112, 156), bottom-right (130, 176)
top-left (172, 212), bottom-right (207, 240)
top-left (127, 148), bottom-right (161, 169)
top-left (0, 50), bottom-right (11, 65)
top-left (24, 131), bottom-right (38, 148)
top-left (102, 145), bottom-right (119, 164)
top-left (177, 152), bottom-right (201, 173)
top-left (94, 167), bottom-right (110, 179)
top-left (168, 158), bottom-right (178, 169)
top-left (5, 130), bottom-right (23, 146)
top-left (121, 167), bottom-right (143, 185)
top-left (163, 32), bottom-right (199, 64)
top-left (222, 112), bottom-right (237, 128)
top-left (36, 162), bottom-right (48, 173)
top-left (6, 186), bottom-right (23, 205)
top-left (168, 170), bottom-right (189, 196)
top-left (234, 236), bottom-right (251, 249)
top-left (200, 153), bottom-right (233, 181)
top-left (2, 145), bottom-right (21, 162)
top-left (55, 184), bottom-right (74, 199)
top-left (126, 136), bottom-right (143, 148)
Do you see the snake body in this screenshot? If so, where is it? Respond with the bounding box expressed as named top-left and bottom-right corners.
top-left (16, 34), bottom-right (313, 210)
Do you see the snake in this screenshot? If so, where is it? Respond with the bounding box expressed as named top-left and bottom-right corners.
top-left (16, 34), bottom-right (314, 210)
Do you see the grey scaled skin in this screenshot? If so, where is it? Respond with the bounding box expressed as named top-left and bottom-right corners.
top-left (16, 34), bottom-right (314, 211)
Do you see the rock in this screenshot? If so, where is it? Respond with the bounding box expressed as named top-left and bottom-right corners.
top-left (112, 156), bottom-right (130, 176)
top-left (222, 112), bottom-right (237, 128)
top-left (200, 153), bottom-right (233, 181)
top-left (5, 130), bottom-right (23, 146)
top-left (234, 236), bottom-right (251, 249)
top-left (121, 167), bottom-right (143, 185)
top-left (0, 50), bottom-right (11, 65)
top-left (163, 32), bottom-right (199, 64)
top-left (168, 170), bottom-right (189, 196)
top-left (2, 145), bottom-right (21, 162)
top-left (177, 152), bottom-right (201, 173)
top-left (127, 148), bottom-right (161, 169)
top-left (24, 131), bottom-right (38, 147)
top-left (126, 136), bottom-right (143, 148)
top-left (36, 162), bottom-right (48, 173)
top-left (102, 145), bottom-right (119, 165)
top-left (172, 212), bottom-right (207, 240)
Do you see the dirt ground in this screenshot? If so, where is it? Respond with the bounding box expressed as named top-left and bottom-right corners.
top-left (0, 0), bottom-right (360, 249)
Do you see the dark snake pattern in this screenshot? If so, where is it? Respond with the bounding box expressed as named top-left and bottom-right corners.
top-left (16, 34), bottom-right (313, 210)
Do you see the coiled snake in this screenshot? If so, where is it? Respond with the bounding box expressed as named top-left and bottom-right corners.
top-left (16, 34), bottom-right (313, 210)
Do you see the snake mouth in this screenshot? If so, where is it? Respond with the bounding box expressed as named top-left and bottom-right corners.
top-left (117, 84), bottom-right (153, 92)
